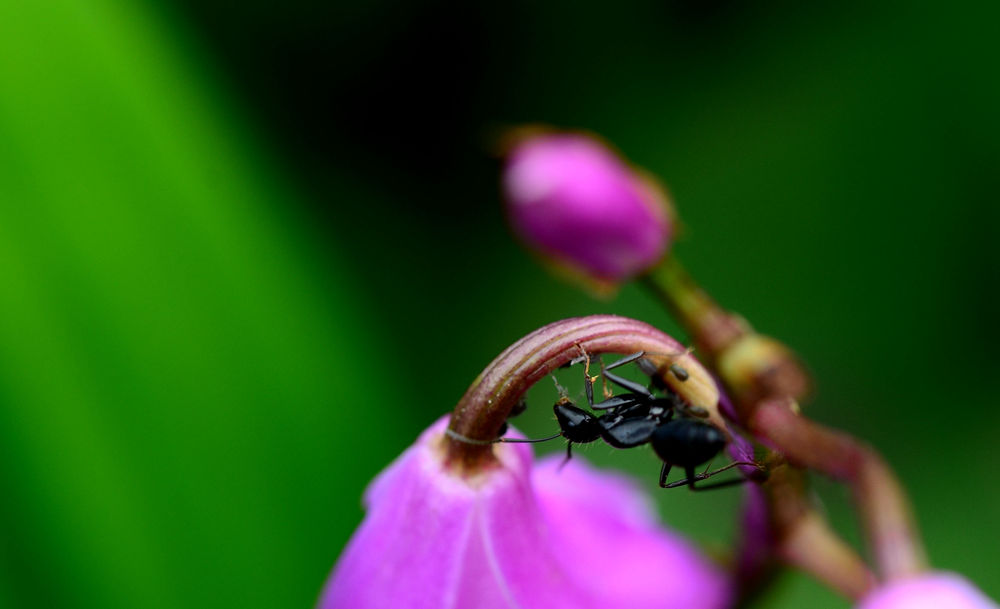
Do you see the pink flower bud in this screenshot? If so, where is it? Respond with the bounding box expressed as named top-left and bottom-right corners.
top-left (857, 573), bottom-right (998, 609)
top-left (503, 132), bottom-right (672, 284)
top-left (320, 416), bottom-right (730, 609)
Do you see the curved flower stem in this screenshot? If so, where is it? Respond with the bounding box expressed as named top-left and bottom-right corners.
top-left (642, 255), bottom-right (749, 355)
top-left (642, 255), bottom-right (922, 589)
top-left (445, 315), bottom-right (693, 471)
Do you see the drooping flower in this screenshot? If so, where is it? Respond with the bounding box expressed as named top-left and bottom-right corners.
top-left (319, 416), bottom-right (731, 609)
top-left (856, 573), bottom-right (998, 609)
top-left (502, 132), bottom-right (672, 285)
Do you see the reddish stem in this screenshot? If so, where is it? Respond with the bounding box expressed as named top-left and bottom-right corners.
top-left (749, 399), bottom-right (927, 580)
top-left (445, 315), bottom-right (690, 470)
top-left (643, 255), bottom-right (881, 597)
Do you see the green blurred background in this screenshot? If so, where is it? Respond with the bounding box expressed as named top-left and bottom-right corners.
top-left (0, 0), bottom-right (997, 607)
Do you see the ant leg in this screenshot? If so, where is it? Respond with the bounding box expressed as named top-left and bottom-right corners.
top-left (576, 352), bottom-right (599, 407)
top-left (565, 348), bottom-right (600, 399)
top-left (604, 351), bottom-right (646, 372)
top-left (591, 393), bottom-right (646, 411)
top-left (686, 477), bottom-right (752, 491)
top-left (660, 461), bottom-right (763, 491)
top-left (601, 352), bottom-right (653, 399)
top-left (658, 462), bottom-right (674, 488)
top-left (557, 442), bottom-right (574, 471)
top-left (684, 465), bottom-right (698, 490)
top-left (636, 357), bottom-right (664, 393)
top-left (566, 348), bottom-right (600, 407)
top-left (602, 369), bottom-right (654, 399)
top-left (700, 460), bottom-right (763, 478)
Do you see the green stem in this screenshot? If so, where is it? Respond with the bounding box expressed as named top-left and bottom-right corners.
top-left (641, 256), bottom-right (749, 355)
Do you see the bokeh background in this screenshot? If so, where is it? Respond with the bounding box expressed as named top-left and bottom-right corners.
top-left (1, 0), bottom-right (997, 608)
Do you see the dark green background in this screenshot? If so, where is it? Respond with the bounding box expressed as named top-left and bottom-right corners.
top-left (1, 1), bottom-right (996, 608)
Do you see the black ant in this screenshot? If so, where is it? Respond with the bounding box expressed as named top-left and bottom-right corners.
top-left (497, 351), bottom-right (760, 491)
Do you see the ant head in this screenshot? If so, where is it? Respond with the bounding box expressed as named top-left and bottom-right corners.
top-left (553, 401), bottom-right (590, 428)
top-left (553, 401), bottom-right (602, 444)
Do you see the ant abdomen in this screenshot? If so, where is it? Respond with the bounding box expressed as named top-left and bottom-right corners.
top-left (651, 419), bottom-right (726, 468)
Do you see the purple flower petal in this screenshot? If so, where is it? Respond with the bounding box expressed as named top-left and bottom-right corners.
top-left (320, 417), bottom-right (731, 609)
top-left (533, 456), bottom-right (731, 609)
top-left (856, 573), bottom-right (998, 609)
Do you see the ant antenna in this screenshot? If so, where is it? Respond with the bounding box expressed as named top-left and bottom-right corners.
top-left (446, 427), bottom-right (563, 446)
top-left (634, 347), bottom-right (695, 388)
top-left (495, 432), bottom-right (563, 444)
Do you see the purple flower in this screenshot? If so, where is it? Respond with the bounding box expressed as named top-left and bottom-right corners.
top-left (503, 132), bottom-right (672, 284)
top-left (320, 416), bottom-right (731, 609)
top-left (856, 573), bottom-right (998, 609)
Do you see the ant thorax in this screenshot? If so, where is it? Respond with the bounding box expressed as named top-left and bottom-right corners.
top-left (486, 350), bottom-right (760, 491)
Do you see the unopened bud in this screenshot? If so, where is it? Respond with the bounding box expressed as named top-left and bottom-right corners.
top-left (503, 131), bottom-right (672, 286)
